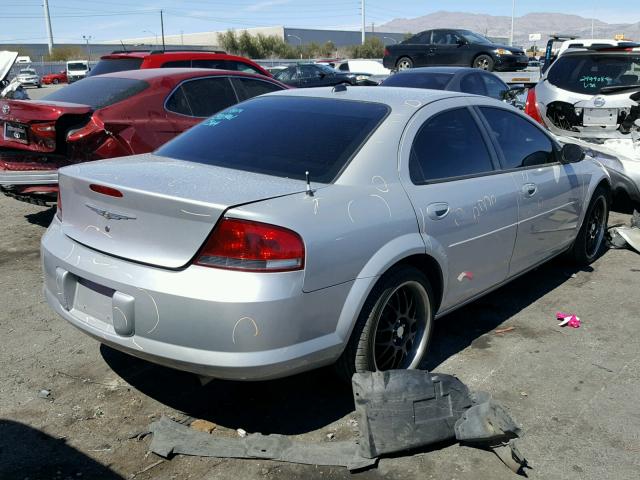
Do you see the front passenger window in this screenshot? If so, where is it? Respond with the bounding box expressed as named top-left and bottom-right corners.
top-left (409, 108), bottom-right (495, 184)
top-left (480, 107), bottom-right (554, 169)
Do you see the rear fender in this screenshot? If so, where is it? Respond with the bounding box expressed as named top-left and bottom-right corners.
top-left (334, 232), bottom-right (448, 344)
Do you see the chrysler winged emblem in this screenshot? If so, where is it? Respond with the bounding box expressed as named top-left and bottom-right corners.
top-left (1, 104), bottom-right (9, 114)
top-left (86, 203), bottom-right (136, 221)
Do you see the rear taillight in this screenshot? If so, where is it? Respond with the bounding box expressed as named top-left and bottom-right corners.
top-left (524, 88), bottom-right (544, 125)
top-left (195, 218), bottom-right (305, 272)
top-left (384, 48), bottom-right (390, 57)
top-left (56, 190), bottom-right (62, 220)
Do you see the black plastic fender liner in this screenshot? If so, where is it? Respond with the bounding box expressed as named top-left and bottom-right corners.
top-left (148, 416), bottom-right (378, 471)
top-left (351, 370), bottom-right (473, 458)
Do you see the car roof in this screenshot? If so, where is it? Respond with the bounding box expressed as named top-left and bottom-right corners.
top-left (560, 49), bottom-right (640, 57)
top-left (88, 68), bottom-right (280, 82)
top-left (100, 51), bottom-right (247, 60)
top-left (395, 67), bottom-right (479, 75)
top-left (264, 85), bottom-right (473, 112)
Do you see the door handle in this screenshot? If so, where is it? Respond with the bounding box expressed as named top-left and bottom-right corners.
top-left (426, 202), bottom-right (450, 220)
top-left (522, 183), bottom-right (537, 197)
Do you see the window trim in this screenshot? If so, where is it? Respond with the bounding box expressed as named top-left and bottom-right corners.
top-left (408, 106), bottom-right (501, 186)
top-left (473, 105), bottom-right (562, 171)
top-left (164, 75), bottom-right (240, 118)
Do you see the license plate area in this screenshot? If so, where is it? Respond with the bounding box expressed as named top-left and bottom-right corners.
top-left (73, 277), bottom-right (115, 325)
top-left (583, 108), bottom-right (618, 127)
top-left (3, 122), bottom-right (29, 144)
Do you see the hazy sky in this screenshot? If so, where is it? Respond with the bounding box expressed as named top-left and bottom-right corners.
top-left (2, 0), bottom-right (638, 44)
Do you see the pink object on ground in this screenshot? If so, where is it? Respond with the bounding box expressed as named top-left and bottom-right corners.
top-left (556, 312), bottom-right (581, 328)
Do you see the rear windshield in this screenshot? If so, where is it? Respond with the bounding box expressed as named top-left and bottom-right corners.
top-left (42, 77), bottom-right (148, 109)
top-left (88, 58), bottom-right (143, 77)
top-left (548, 54), bottom-right (640, 94)
top-left (156, 96), bottom-right (389, 183)
top-left (381, 72), bottom-right (453, 89)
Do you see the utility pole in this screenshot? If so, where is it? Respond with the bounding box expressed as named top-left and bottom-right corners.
top-left (361, 0), bottom-right (365, 45)
top-left (43, 0), bottom-right (54, 55)
top-left (82, 35), bottom-right (93, 61)
top-left (160, 10), bottom-right (166, 51)
top-left (591, 18), bottom-right (595, 37)
top-left (510, 0), bottom-right (515, 46)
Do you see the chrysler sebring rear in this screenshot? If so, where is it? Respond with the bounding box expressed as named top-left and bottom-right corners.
top-left (42, 87), bottom-right (610, 380)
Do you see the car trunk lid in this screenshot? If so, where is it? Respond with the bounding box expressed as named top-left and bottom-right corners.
top-left (0, 100), bottom-right (92, 153)
top-left (58, 153), bottom-right (309, 269)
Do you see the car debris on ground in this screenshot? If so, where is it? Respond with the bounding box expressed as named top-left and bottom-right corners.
top-left (148, 370), bottom-right (528, 475)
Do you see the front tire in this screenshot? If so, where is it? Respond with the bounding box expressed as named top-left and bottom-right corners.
top-left (335, 266), bottom-right (435, 382)
top-left (569, 185), bottom-right (610, 265)
top-left (396, 57), bottom-right (413, 71)
top-left (473, 54), bottom-right (495, 71)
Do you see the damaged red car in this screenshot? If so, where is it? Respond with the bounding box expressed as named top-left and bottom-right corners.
top-left (0, 68), bottom-right (288, 204)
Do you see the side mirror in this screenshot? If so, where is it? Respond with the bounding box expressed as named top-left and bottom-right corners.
top-left (560, 143), bottom-right (585, 164)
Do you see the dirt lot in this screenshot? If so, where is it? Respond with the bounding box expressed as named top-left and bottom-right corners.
top-left (1, 182), bottom-right (640, 479)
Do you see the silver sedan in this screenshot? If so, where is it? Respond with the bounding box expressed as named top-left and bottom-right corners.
top-left (42, 87), bottom-right (610, 381)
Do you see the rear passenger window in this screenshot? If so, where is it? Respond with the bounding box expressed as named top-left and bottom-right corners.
top-left (231, 78), bottom-right (283, 101)
top-left (192, 59), bottom-right (227, 69)
top-left (170, 78), bottom-right (238, 117)
top-left (410, 108), bottom-right (494, 184)
top-left (460, 73), bottom-right (487, 96)
top-left (161, 60), bottom-right (191, 68)
top-left (165, 85), bottom-right (192, 115)
top-left (226, 61), bottom-right (262, 74)
top-left (480, 107), bottom-right (555, 169)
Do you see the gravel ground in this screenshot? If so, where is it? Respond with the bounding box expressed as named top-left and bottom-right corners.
top-left (1, 155), bottom-right (639, 478)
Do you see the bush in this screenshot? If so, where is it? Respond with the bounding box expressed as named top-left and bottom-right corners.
top-left (348, 37), bottom-right (384, 59)
top-left (45, 46), bottom-right (86, 61)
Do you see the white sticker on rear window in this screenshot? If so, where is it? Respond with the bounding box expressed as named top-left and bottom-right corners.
top-left (203, 107), bottom-right (244, 127)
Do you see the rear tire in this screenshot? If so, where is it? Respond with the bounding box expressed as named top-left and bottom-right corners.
top-left (396, 57), bottom-right (413, 71)
top-left (569, 185), bottom-right (610, 265)
top-left (473, 54), bottom-right (495, 71)
top-left (335, 266), bottom-right (435, 382)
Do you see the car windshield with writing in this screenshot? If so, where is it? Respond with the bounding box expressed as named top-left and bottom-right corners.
top-left (156, 96), bottom-right (389, 183)
top-left (547, 54), bottom-right (640, 95)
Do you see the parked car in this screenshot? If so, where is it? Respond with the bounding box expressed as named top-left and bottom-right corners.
top-left (334, 59), bottom-right (391, 75)
top-left (273, 63), bottom-right (362, 87)
top-left (0, 68), bottom-right (288, 204)
top-left (66, 60), bottom-right (90, 83)
top-left (42, 86), bottom-right (610, 381)
top-left (541, 36), bottom-right (628, 73)
top-left (16, 68), bottom-right (41, 88)
top-left (379, 67), bottom-right (521, 103)
top-left (524, 46), bottom-right (640, 206)
top-left (383, 29), bottom-right (529, 72)
top-left (88, 50), bottom-right (272, 78)
top-left (42, 70), bottom-right (68, 85)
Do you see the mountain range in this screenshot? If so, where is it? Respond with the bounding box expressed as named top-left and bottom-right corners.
top-left (379, 11), bottom-right (640, 47)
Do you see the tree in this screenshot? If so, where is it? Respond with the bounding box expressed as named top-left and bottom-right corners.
top-left (349, 37), bottom-right (384, 59)
top-left (45, 46), bottom-right (86, 61)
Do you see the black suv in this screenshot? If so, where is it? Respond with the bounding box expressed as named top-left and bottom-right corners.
top-left (383, 29), bottom-right (529, 72)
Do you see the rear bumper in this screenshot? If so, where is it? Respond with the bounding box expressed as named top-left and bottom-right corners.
top-left (0, 169), bottom-right (58, 186)
top-left (494, 55), bottom-right (529, 71)
top-left (41, 218), bottom-right (353, 380)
